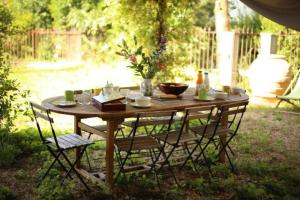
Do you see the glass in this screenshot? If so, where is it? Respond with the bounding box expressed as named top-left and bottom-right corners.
top-left (76, 90), bottom-right (92, 105)
top-left (141, 79), bottom-right (153, 96)
top-left (198, 85), bottom-right (208, 99)
top-left (120, 89), bottom-right (130, 104)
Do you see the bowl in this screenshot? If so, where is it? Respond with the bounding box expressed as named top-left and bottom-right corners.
top-left (135, 96), bottom-right (151, 107)
top-left (158, 83), bottom-right (189, 96)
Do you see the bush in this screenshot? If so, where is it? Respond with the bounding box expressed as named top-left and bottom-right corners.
top-left (0, 185), bottom-right (14, 200)
top-left (35, 178), bottom-right (76, 200)
top-left (235, 183), bottom-right (267, 200)
top-left (0, 3), bottom-right (29, 130)
top-left (0, 128), bottom-right (42, 167)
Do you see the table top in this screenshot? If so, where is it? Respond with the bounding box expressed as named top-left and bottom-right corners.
top-left (41, 91), bottom-right (249, 120)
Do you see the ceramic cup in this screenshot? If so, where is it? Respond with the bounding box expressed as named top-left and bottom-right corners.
top-left (135, 96), bottom-right (151, 107)
top-left (222, 85), bottom-right (231, 93)
top-left (232, 87), bottom-right (245, 94)
top-left (215, 91), bottom-right (228, 99)
top-left (64, 90), bottom-right (74, 101)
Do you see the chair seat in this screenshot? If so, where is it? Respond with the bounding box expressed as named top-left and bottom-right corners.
top-left (46, 133), bottom-right (94, 150)
top-left (115, 136), bottom-right (161, 151)
top-left (189, 125), bottom-right (230, 138)
top-left (156, 130), bottom-right (199, 145)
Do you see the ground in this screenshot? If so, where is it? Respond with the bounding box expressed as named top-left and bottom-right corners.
top-left (1, 62), bottom-right (300, 200)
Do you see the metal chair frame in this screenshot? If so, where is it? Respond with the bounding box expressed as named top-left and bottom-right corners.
top-left (157, 105), bottom-right (216, 175)
top-left (30, 102), bottom-right (93, 190)
top-left (114, 110), bottom-right (179, 189)
top-left (191, 101), bottom-right (248, 172)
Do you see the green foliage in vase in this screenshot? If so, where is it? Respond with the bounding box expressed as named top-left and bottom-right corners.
top-left (117, 36), bottom-right (166, 79)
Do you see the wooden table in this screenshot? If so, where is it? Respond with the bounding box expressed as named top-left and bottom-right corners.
top-left (42, 91), bottom-right (248, 191)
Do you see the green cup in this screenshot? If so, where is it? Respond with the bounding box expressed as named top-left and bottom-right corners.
top-left (198, 86), bottom-right (208, 99)
top-left (64, 90), bottom-right (74, 101)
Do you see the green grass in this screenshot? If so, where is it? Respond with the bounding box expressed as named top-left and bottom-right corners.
top-left (1, 61), bottom-right (299, 199)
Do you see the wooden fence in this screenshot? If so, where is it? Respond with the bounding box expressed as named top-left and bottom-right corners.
top-left (5, 29), bottom-right (81, 61)
top-left (190, 27), bottom-right (300, 81)
top-left (5, 28), bottom-right (300, 81)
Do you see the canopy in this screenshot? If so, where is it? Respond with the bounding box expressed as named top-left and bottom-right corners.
top-left (240, 0), bottom-right (300, 31)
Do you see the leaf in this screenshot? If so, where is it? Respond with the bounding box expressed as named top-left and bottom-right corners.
top-left (133, 35), bottom-right (137, 46)
top-left (122, 39), bottom-right (128, 49)
top-left (135, 46), bottom-right (143, 55)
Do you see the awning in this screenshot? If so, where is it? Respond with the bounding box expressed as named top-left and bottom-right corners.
top-left (240, 0), bottom-right (300, 31)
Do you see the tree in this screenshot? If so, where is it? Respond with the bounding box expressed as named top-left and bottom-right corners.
top-left (0, 3), bottom-right (28, 129)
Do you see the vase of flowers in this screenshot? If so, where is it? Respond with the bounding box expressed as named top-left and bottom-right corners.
top-left (117, 36), bottom-right (166, 96)
top-left (140, 78), bottom-right (153, 96)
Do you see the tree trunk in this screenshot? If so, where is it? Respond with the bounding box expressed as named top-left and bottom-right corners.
top-left (157, 0), bottom-right (166, 47)
top-left (215, 0), bottom-right (230, 68)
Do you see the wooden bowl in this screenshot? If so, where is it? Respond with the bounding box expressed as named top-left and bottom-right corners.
top-left (158, 83), bottom-right (189, 96)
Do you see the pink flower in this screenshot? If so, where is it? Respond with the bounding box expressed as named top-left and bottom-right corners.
top-left (128, 55), bottom-right (137, 63)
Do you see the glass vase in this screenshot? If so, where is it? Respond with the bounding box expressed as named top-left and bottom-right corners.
top-left (141, 79), bottom-right (153, 96)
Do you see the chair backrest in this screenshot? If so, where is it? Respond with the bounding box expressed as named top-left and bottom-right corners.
top-left (30, 102), bottom-right (60, 148)
top-left (132, 110), bottom-right (177, 135)
top-left (125, 110), bottom-right (177, 152)
top-left (283, 68), bottom-right (300, 96)
top-left (215, 100), bottom-right (249, 134)
top-left (176, 105), bottom-right (216, 144)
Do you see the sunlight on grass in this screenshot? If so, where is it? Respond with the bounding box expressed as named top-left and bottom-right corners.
top-left (12, 61), bottom-right (141, 102)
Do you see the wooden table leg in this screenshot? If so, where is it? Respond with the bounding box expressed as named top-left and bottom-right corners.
top-left (219, 108), bottom-right (228, 163)
top-left (105, 119), bottom-right (123, 191)
top-left (74, 116), bottom-right (82, 168)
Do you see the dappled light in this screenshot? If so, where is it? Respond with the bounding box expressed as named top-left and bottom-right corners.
top-left (1, 1), bottom-right (300, 200)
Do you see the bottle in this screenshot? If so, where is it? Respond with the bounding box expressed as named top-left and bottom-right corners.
top-left (195, 70), bottom-right (203, 96)
top-left (204, 72), bottom-right (210, 90)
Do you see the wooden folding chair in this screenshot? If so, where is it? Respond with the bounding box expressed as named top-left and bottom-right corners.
top-left (275, 68), bottom-right (300, 109)
top-left (191, 101), bottom-right (249, 172)
top-left (30, 102), bottom-right (94, 190)
top-left (114, 110), bottom-right (179, 189)
top-left (155, 105), bottom-right (216, 175)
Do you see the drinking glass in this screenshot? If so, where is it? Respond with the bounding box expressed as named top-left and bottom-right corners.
top-left (120, 89), bottom-right (130, 104)
top-left (76, 90), bottom-right (92, 105)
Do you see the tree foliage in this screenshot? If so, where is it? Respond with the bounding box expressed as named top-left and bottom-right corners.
top-left (0, 4), bottom-right (28, 129)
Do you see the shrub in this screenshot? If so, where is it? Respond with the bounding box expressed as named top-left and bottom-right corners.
top-left (0, 3), bottom-right (29, 130)
top-left (35, 178), bottom-right (76, 200)
top-left (235, 183), bottom-right (267, 200)
top-left (0, 185), bottom-right (14, 200)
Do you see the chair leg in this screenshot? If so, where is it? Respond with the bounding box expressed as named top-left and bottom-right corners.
top-left (60, 148), bottom-right (90, 190)
top-left (198, 145), bottom-right (213, 175)
top-left (114, 151), bottom-right (131, 183)
top-left (180, 143), bottom-right (201, 175)
top-left (218, 138), bottom-right (236, 172)
top-left (164, 151), bottom-right (180, 187)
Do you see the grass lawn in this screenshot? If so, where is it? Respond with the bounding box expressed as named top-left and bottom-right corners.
top-left (1, 62), bottom-right (300, 200)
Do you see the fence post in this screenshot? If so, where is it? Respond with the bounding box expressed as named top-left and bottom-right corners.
top-left (218, 31), bottom-right (240, 86)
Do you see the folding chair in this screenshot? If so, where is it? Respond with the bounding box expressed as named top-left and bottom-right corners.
top-left (114, 110), bottom-right (179, 189)
top-left (30, 102), bottom-right (94, 190)
top-left (275, 68), bottom-right (300, 109)
top-left (155, 105), bottom-right (216, 175)
top-left (191, 101), bottom-right (249, 172)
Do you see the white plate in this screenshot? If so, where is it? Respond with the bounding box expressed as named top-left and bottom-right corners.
top-left (131, 102), bottom-right (152, 108)
top-left (193, 96), bottom-right (215, 101)
top-left (52, 100), bottom-right (77, 107)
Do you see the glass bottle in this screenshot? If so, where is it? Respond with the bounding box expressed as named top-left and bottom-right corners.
top-left (204, 72), bottom-right (210, 90)
top-left (195, 70), bottom-right (203, 96)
